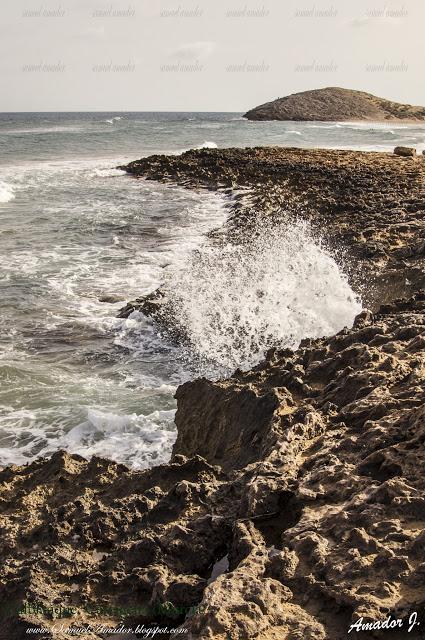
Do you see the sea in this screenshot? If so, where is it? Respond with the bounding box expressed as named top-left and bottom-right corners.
top-left (1, 112), bottom-right (424, 468)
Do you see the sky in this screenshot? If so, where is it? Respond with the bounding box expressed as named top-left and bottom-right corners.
top-left (0, 0), bottom-right (423, 111)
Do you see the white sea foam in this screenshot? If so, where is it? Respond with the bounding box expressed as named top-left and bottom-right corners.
top-left (175, 140), bottom-right (218, 154)
top-left (59, 407), bottom-right (177, 469)
top-left (163, 218), bottom-right (361, 377)
top-left (1, 126), bottom-right (86, 135)
top-left (307, 123), bottom-right (343, 129)
top-left (89, 167), bottom-right (125, 177)
top-left (0, 181), bottom-right (15, 203)
top-left (0, 402), bottom-right (177, 469)
top-left (196, 140), bottom-right (218, 149)
top-left (336, 121), bottom-right (419, 130)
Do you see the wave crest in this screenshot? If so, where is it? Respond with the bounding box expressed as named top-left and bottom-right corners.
top-left (0, 181), bottom-right (15, 203)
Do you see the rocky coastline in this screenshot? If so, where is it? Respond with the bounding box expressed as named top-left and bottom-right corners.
top-left (118, 146), bottom-right (425, 316)
top-left (1, 146), bottom-right (425, 639)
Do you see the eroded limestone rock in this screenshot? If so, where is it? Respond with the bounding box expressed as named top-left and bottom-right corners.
top-left (1, 295), bottom-right (424, 639)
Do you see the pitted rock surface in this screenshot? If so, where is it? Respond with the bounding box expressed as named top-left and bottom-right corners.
top-left (1, 295), bottom-right (425, 639)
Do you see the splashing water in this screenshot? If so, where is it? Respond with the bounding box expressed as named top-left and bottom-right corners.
top-left (163, 218), bottom-right (362, 377)
top-left (0, 181), bottom-right (15, 203)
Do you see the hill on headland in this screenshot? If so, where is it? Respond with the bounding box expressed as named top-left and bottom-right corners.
top-left (244, 87), bottom-right (425, 122)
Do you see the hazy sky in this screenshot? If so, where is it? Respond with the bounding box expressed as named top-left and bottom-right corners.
top-left (1, 0), bottom-right (423, 111)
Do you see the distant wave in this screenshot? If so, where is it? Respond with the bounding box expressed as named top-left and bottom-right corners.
top-left (308, 123), bottom-right (343, 129)
top-left (196, 140), bottom-right (218, 149)
top-left (175, 140), bottom-right (218, 155)
top-left (1, 126), bottom-right (85, 135)
top-left (197, 123), bottom-right (225, 129)
top-left (336, 121), bottom-right (421, 130)
top-left (90, 167), bottom-right (125, 178)
top-left (0, 181), bottom-right (15, 203)
top-left (104, 116), bottom-right (122, 124)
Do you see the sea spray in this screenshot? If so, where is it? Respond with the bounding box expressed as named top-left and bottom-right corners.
top-left (0, 181), bottom-right (15, 203)
top-left (162, 218), bottom-right (362, 377)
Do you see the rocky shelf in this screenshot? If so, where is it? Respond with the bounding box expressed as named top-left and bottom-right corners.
top-left (118, 146), bottom-right (425, 316)
top-left (1, 146), bottom-right (425, 639)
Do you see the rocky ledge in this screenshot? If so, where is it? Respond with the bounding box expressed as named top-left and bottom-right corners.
top-left (244, 87), bottom-right (425, 122)
top-left (1, 147), bottom-right (425, 639)
top-left (118, 146), bottom-right (425, 318)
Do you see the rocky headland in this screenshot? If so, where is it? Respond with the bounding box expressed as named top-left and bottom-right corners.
top-left (244, 87), bottom-right (425, 122)
top-left (1, 146), bottom-right (425, 639)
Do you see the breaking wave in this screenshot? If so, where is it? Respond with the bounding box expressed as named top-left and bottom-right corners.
top-left (163, 218), bottom-right (362, 376)
top-left (0, 181), bottom-right (15, 203)
top-left (196, 140), bottom-right (218, 149)
top-left (175, 140), bottom-right (218, 154)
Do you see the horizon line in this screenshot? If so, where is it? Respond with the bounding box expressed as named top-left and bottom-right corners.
top-left (0, 109), bottom-right (244, 114)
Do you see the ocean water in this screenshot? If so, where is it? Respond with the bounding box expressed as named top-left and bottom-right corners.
top-left (0, 112), bottom-right (423, 469)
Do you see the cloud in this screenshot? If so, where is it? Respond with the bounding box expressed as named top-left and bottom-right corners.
top-left (168, 41), bottom-right (216, 60)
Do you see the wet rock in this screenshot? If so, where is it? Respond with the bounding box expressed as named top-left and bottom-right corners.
top-left (98, 294), bottom-right (124, 304)
top-left (117, 290), bottom-right (166, 319)
top-left (394, 146), bottom-right (416, 157)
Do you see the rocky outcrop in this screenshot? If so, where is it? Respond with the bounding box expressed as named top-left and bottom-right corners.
top-left (119, 146), bottom-right (425, 314)
top-left (244, 87), bottom-right (425, 122)
top-left (1, 294), bottom-right (425, 639)
top-left (394, 146), bottom-right (417, 157)
top-left (1, 147), bottom-right (425, 639)
top-left (173, 378), bottom-right (280, 471)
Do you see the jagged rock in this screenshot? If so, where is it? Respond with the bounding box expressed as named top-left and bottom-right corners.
top-left (117, 290), bottom-right (167, 319)
top-left (1, 294), bottom-right (425, 638)
top-left (173, 379), bottom-right (281, 470)
top-left (98, 294), bottom-right (124, 303)
top-left (182, 522), bottom-right (326, 639)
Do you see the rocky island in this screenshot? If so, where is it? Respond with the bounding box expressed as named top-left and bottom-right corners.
top-left (244, 87), bottom-right (425, 122)
top-left (1, 146), bottom-right (425, 639)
